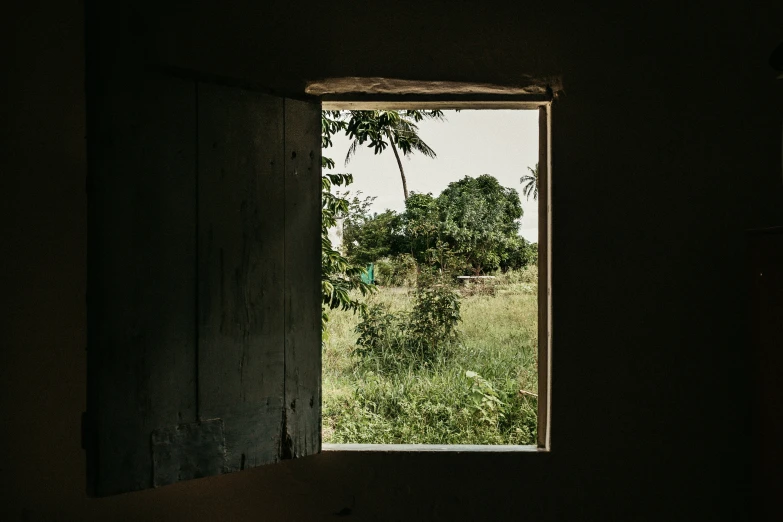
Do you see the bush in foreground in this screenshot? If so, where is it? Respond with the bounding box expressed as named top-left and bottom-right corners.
top-left (355, 272), bottom-right (461, 372)
top-left (322, 268), bottom-right (538, 445)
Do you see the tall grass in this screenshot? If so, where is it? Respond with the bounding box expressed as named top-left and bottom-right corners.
top-left (323, 266), bottom-right (538, 445)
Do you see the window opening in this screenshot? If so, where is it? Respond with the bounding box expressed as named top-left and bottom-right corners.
top-left (321, 102), bottom-right (551, 450)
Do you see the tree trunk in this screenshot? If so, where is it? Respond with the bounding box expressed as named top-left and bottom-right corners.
top-left (389, 139), bottom-right (408, 200)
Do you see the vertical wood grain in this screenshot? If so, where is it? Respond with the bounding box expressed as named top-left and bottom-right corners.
top-left (283, 98), bottom-right (322, 458)
top-left (89, 77), bottom-right (322, 495)
top-left (197, 83), bottom-right (286, 471)
top-left (537, 104), bottom-right (551, 450)
top-left (87, 72), bottom-right (198, 495)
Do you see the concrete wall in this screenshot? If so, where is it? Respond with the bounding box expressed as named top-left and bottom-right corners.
top-left (2, 0), bottom-right (782, 520)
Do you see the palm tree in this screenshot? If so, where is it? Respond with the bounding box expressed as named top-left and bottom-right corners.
top-left (343, 110), bottom-right (444, 201)
top-left (520, 163), bottom-right (538, 201)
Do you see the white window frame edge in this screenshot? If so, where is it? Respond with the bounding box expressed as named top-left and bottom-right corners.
top-left (320, 97), bottom-right (552, 453)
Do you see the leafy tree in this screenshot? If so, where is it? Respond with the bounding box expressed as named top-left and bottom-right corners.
top-left (343, 110), bottom-right (445, 200)
top-left (341, 174), bottom-right (531, 276)
top-left (373, 253), bottom-right (418, 287)
top-left (438, 174), bottom-right (524, 275)
top-left (321, 173), bottom-right (375, 327)
top-left (398, 192), bottom-right (441, 264)
top-left (321, 112), bottom-right (375, 328)
top-left (354, 269), bottom-right (462, 371)
top-left (343, 207), bottom-right (405, 267)
top-left (500, 235), bottom-right (538, 271)
top-left (321, 110), bottom-right (346, 169)
top-left (520, 163), bottom-right (538, 201)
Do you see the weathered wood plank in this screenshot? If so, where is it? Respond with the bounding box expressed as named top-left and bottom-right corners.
top-left (87, 72), bottom-right (198, 495)
top-left (283, 98), bottom-right (322, 458)
top-left (151, 418), bottom-right (227, 487)
top-left (537, 104), bottom-right (551, 450)
top-left (89, 77), bottom-right (322, 494)
top-left (197, 82), bottom-right (286, 471)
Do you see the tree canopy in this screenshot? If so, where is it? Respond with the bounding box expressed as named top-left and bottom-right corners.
top-left (438, 174), bottom-right (524, 274)
top-left (320, 113), bottom-right (374, 328)
top-left (520, 163), bottom-right (539, 201)
top-left (343, 174), bottom-right (535, 276)
top-left (342, 110), bottom-right (445, 200)
top-left (323, 108), bottom-right (537, 298)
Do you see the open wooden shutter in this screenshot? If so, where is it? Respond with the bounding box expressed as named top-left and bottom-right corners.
top-left (86, 72), bottom-right (321, 496)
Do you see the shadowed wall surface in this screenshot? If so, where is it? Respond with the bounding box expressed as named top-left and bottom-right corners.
top-left (1, 0), bottom-right (782, 520)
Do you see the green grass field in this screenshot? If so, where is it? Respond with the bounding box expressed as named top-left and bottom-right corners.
top-left (322, 266), bottom-right (539, 445)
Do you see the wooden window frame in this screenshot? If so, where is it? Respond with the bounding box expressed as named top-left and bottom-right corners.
top-left (320, 97), bottom-right (553, 452)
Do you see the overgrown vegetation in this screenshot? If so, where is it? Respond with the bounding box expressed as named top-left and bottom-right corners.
top-left (342, 109), bottom-right (445, 200)
top-left (321, 113), bottom-right (375, 329)
top-left (342, 174), bottom-right (537, 276)
top-left (355, 271), bottom-right (462, 372)
top-left (323, 266), bottom-right (539, 445)
top-left (321, 109), bottom-right (539, 444)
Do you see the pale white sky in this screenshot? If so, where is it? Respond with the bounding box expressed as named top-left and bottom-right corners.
top-left (325, 110), bottom-right (539, 242)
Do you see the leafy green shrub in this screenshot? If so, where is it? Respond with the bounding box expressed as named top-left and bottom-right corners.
top-left (321, 173), bottom-right (376, 330)
top-left (343, 206), bottom-right (406, 266)
top-left (373, 254), bottom-right (418, 287)
top-left (465, 370), bottom-right (505, 425)
top-left (354, 303), bottom-right (409, 370)
top-left (322, 279), bottom-right (540, 445)
top-left (501, 237), bottom-right (538, 271)
top-left (321, 111), bottom-right (375, 330)
top-left (464, 370), bottom-right (537, 438)
top-left (354, 273), bottom-right (462, 371)
top-left (408, 272), bottom-right (462, 351)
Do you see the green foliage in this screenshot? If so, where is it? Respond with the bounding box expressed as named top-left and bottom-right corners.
top-left (343, 206), bottom-right (405, 267)
top-left (458, 277), bottom-right (499, 298)
top-left (353, 303), bottom-right (410, 370)
top-left (407, 270), bottom-right (462, 351)
top-left (321, 110), bottom-right (347, 157)
top-left (321, 112), bottom-right (375, 329)
top-left (437, 174), bottom-right (524, 274)
top-left (493, 264), bottom-right (538, 288)
top-left (327, 109), bottom-right (535, 281)
top-left (500, 236), bottom-right (538, 272)
top-left (343, 110), bottom-right (443, 162)
top-left (465, 370), bottom-right (505, 425)
top-left (341, 173), bottom-right (534, 277)
top-left (373, 254), bottom-right (417, 287)
top-left (520, 163), bottom-right (539, 201)
top-left (354, 273), bottom-right (462, 372)
top-left (321, 111), bottom-right (540, 444)
top-left (325, 367), bottom-right (537, 444)
top-left (342, 110), bottom-right (446, 200)
top-left (322, 277), bottom-right (539, 445)
top-left (321, 173), bottom-right (375, 327)
top-left (398, 192), bottom-right (441, 263)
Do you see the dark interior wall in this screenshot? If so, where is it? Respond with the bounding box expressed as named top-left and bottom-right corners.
top-left (2, 0), bottom-right (782, 520)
